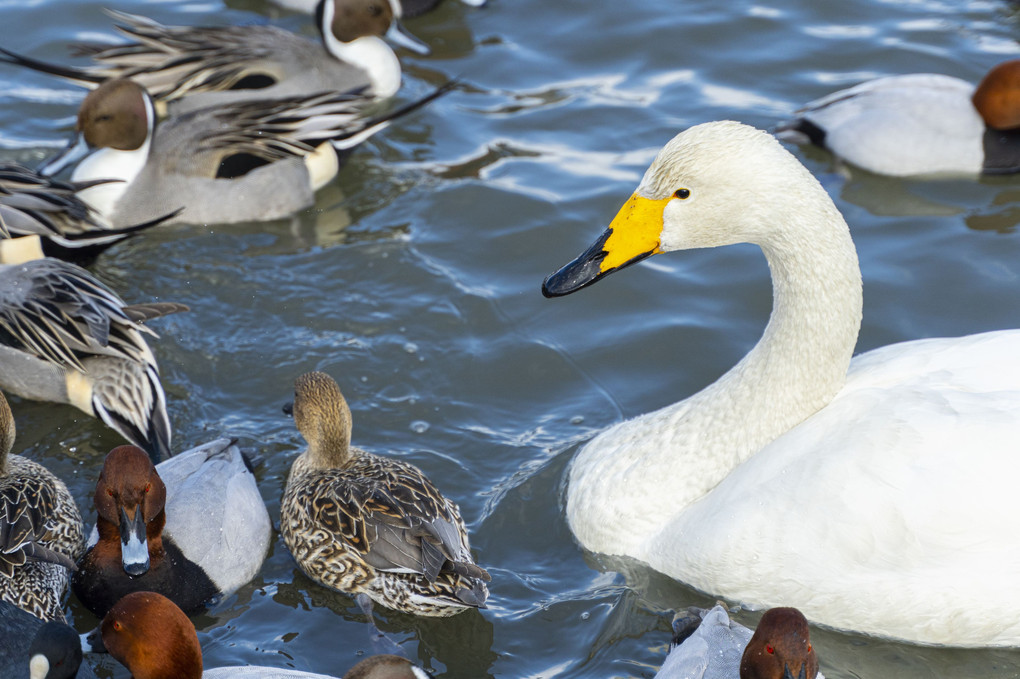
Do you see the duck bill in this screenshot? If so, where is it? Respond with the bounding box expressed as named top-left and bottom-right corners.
top-left (783, 663), bottom-right (808, 679)
top-left (542, 193), bottom-right (668, 297)
top-left (80, 626), bottom-right (106, 654)
top-left (36, 131), bottom-right (89, 177)
top-left (119, 505), bottom-right (150, 576)
top-left (385, 21), bottom-right (430, 55)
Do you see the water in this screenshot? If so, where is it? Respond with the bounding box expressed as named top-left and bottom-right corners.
top-left (2, 0), bottom-right (1020, 676)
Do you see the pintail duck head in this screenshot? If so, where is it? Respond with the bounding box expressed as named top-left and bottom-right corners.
top-left (292, 371), bottom-right (354, 469)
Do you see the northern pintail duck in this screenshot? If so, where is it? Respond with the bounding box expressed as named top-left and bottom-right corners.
top-left (72, 441), bottom-right (271, 618)
top-left (542, 121), bottom-right (1020, 646)
top-left (270, 0), bottom-right (485, 21)
top-left (0, 258), bottom-right (180, 460)
top-left (0, 0), bottom-right (413, 112)
top-left (50, 77), bottom-right (448, 227)
top-left (281, 371), bottom-right (490, 617)
top-left (81, 591), bottom-right (434, 678)
top-left (0, 163), bottom-right (176, 265)
top-left (776, 60), bottom-right (1020, 176)
top-left (655, 605), bottom-right (819, 679)
top-left (0, 390), bottom-right (84, 622)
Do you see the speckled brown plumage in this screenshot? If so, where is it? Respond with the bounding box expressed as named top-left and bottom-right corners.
top-left (281, 372), bottom-right (489, 617)
top-left (0, 391), bottom-right (84, 621)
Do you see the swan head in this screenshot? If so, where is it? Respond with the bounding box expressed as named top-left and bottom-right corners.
top-left (543, 121), bottom-right (829, 297)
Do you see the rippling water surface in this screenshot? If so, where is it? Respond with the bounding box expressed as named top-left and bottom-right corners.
top-left (3, 0), bottom-right (1020, 676)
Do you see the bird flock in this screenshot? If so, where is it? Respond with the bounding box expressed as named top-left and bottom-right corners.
top-left (1, 0), bottom-right (1019, 677)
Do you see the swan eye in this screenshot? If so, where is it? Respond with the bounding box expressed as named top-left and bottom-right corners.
top-left (765, 644), bottom-right (774, 655)
top-left (674, 188), bottom-right (690, 199)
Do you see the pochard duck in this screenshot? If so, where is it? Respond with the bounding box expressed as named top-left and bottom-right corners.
top-left (0, 0), bottom-right (417, 110)
top-left (281, 371), bottom-right (490, 617)
top-left (776, 60), bottom-right (1020, 176)
top-left (0, 163), bottom-right (177, 265)
top-left (542, 121), bottom-right (1020, 646)
top-left (82, 591), bottom-right (434, 678)
top-left (0, 257), bottom-right (179, 460)
top-left (0, 390), bottom-right (84, 622)
top-left (72, 441), bottom-right (271, 617)
top-left (46, 77), bottom-right (447, 227)
top-left (655, 605), bottom-right (820, 679)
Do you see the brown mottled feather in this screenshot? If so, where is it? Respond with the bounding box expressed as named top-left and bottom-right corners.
top-left (281, 372), bottom-right (489, 617)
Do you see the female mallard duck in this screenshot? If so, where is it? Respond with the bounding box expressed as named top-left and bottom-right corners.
top-left (0, 390), bottom-right (84, 621)
top-left (281, 371), bottom-right (489, 617)
top-left (542, 121), bottom-right (1020, 646)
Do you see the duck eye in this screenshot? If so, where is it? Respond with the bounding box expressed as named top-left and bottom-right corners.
top-left (107, 488), bottom-right (114, 497)
top-left (674, 188), bottom-right (690, 199)
top-left (113, 621), bottom-right (123, 631)
top-left (765, 644), bottom-right (774, 655)
top-left (807, 643), bottom-right (812, 652)
top-left (144, 482), bottom-right (151, 493)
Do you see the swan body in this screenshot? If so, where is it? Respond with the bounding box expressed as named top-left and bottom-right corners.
top-left (776, 61), bottom-right (1020, 176)
top-left (542, 121), bottom-right (1020, 646)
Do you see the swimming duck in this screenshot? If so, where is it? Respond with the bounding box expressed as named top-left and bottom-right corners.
top-left (45, 77), bottom-right (448, 227)
top-left (0, 163), bottom-right (177, 265)
top-left (542, 121), bottom-right (1020, 646)
top-left (82, 590), bottom-right (434, 678)
top-left (281, 371), bottom-right (490, 617)
top-left (0, 0), bottom-right (415, 112)
top-left (72, 440), bottom-right (271, 617)
top-left (655, 605), bottom-right (819, 679)
top-left (0, 390), bottom-right (84, 622)
top-left (0, 258), bottom-right (179, 460)
top-left (776, 60), bottom-right (1020, 176)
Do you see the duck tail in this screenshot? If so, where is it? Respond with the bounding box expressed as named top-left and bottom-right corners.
top-left (330, 80), bottom-right (458, 150)
top-left (0, 44), bottom-right (104, 88)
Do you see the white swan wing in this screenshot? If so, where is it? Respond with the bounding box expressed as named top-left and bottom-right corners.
top-left (648, 330), bottom-right (1020, 645)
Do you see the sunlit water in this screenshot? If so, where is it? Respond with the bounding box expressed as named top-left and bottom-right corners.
top-left (2, 0), bottom-right (1020, 676)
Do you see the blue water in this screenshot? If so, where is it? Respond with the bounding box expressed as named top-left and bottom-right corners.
top-left (3, 0), bottom-right (1020, 676)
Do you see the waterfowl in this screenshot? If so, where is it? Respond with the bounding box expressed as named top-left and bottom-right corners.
top-left (776, 60), bottom-right (1020, 176)
top-left (81, 591), bottom-right (433, 678)
top-left (0, 163), bottom-right (177, 265)
top-left (0, 258), bottom-right (180, 460)
top-left (0, 601), bottom-right (100, 679)
top-left (542, 121), bottom-right (1020, 646)
top-left (655, 605), bottom-right (819, 679)
top-left (49, 77), bottom-right (448, 227)
top-left (0, 0), bottom-right (412, 112)
top-left (0, 390), bottom-right (84, 622)
top-left (281, 371), bottom-right (490, 617)
top-left (72, 440), bottom-right (271, 618)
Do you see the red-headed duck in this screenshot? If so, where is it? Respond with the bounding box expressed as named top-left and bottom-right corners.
top-left (72, 440), bottom-right (271, 617)
top-left (654, 605), bottom-right (820, 679)
top-left (776, 60), bottom-right (1020, 176)
top-left (0, 258), bottom-right (180, 460)
top-left (281, 371), bottom-right (490, 617)
top-left (0, 390), bottom-right (84, 622)
top-left (541, 121), bottom-right (1020, 646)
top-left (81, 591), bottom-right (434, 678)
